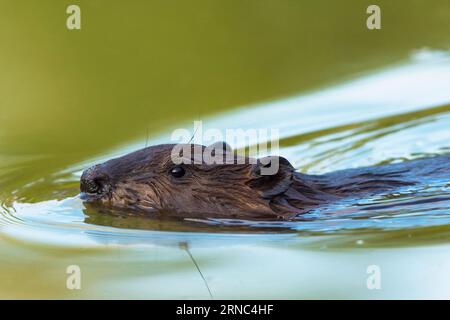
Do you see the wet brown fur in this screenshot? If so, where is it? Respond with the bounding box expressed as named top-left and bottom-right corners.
top-left (80, 144), bottom-right (450, 220)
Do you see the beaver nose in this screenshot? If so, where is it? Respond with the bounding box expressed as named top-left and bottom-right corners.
top-left (80, 165), bottom-right (111, 195)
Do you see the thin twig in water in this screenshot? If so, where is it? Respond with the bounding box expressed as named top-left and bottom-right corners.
top-left (180, 242), bottom-right (213, 299)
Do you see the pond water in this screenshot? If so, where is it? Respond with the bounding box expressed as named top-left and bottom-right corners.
top-left (1, 1), bottom-right (450, 299)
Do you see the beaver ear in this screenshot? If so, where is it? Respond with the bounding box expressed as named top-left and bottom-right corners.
top-left (249, 156), bottom-right (294, 198)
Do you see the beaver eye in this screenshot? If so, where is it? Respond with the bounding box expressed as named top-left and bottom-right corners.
top-left (170, 166), bottom-right (185, 178)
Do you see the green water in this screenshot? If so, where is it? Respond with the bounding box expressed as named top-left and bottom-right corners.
top-left (1, 0), bottom-right (450, 298)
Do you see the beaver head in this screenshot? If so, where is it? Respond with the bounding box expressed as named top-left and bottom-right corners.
top-left (80, 143), bottom-right (298, 219)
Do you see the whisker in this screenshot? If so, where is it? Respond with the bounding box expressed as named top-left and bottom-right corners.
top-left (145, 128), bottom-right (149, 148)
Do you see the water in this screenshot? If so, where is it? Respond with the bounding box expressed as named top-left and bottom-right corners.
top-left (2, 1), bottom-right (450, 299)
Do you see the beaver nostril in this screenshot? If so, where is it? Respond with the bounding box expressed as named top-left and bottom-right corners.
top-left (80, 166), bottom-right (111, 195)
top-left (83, 178), bottom-right (102, 194)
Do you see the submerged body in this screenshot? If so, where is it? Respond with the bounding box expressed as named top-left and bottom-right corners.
top-left (80, 144), bottom-right (450, 220)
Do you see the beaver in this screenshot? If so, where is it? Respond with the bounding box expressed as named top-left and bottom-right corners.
top-left (80, 143), bottom-right (450, 220)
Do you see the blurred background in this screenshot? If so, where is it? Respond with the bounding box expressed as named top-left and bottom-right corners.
top-left (1, 0), bottom-right (450, 159)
